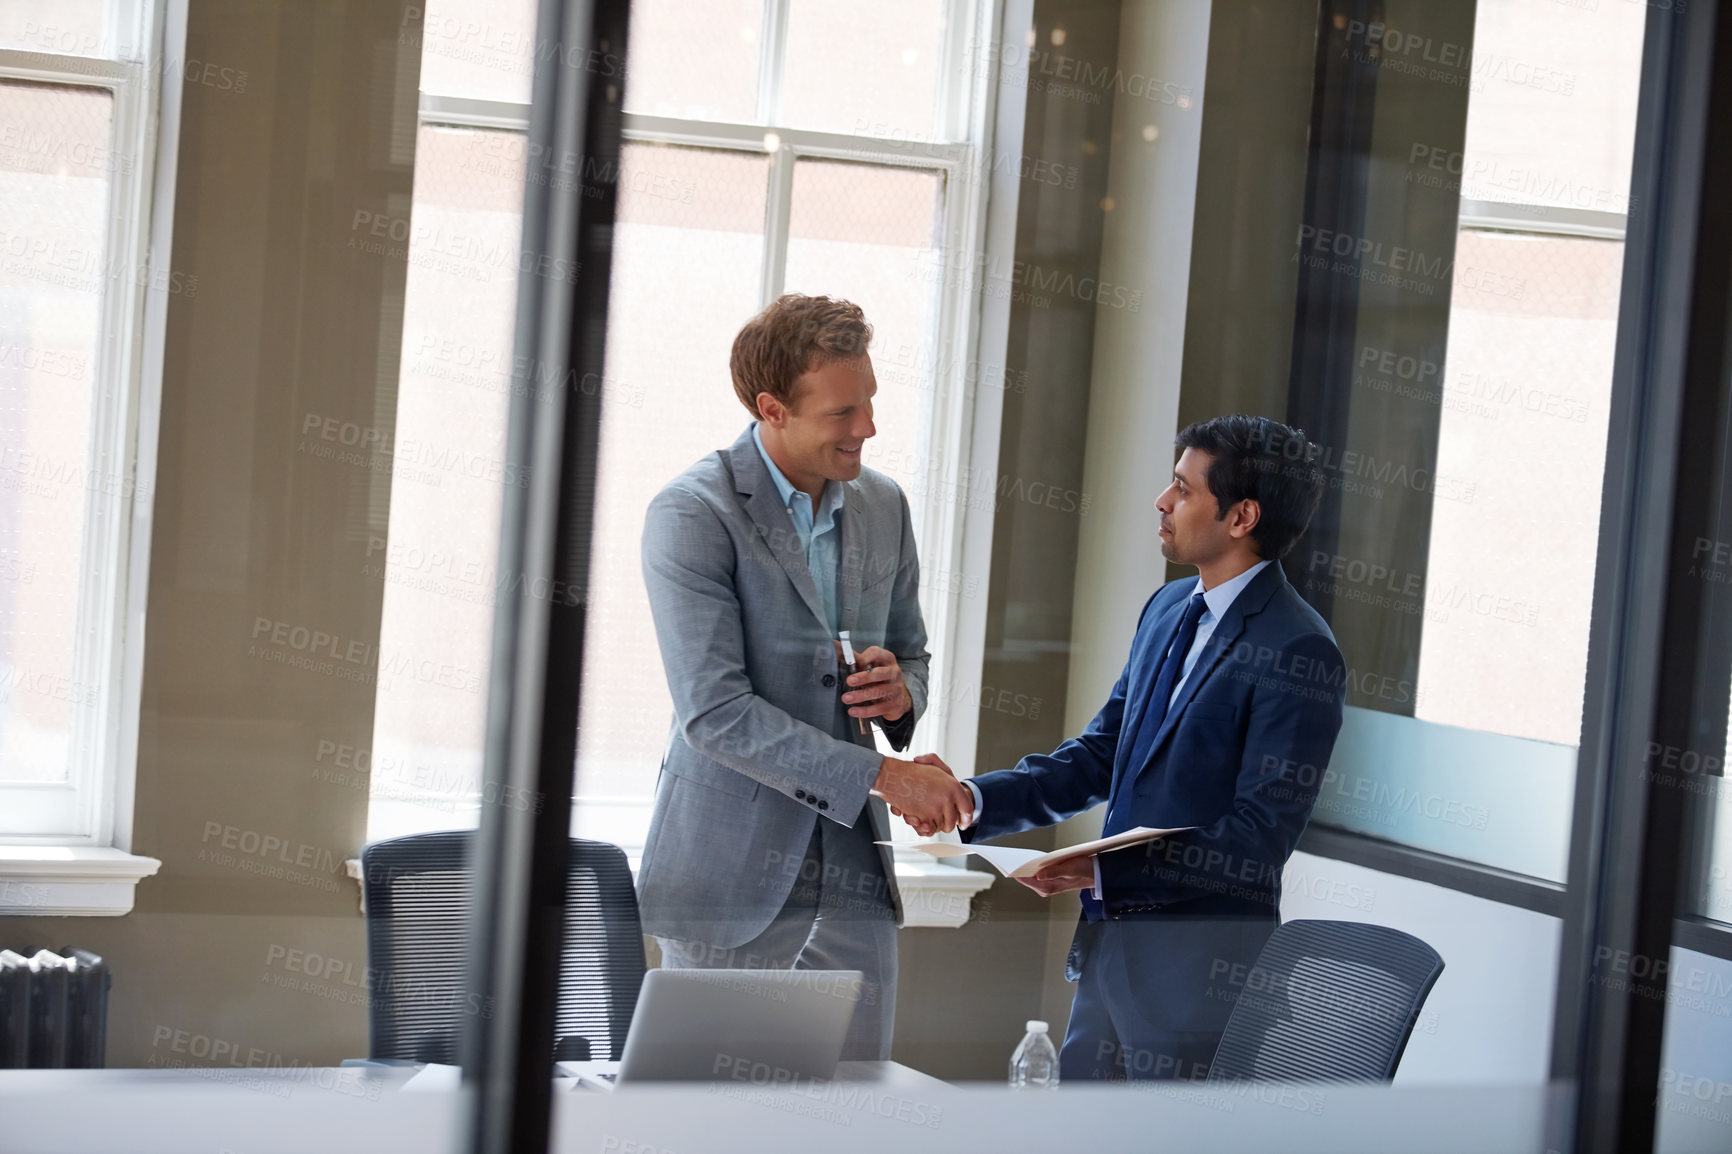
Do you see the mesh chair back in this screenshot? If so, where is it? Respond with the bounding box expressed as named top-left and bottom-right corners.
top-left (361, 832), bottom-right (646, 1063)
top-left (1207, 919), bottom-right (1444, 1083)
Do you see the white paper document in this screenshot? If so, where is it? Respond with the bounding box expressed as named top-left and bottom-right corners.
top-left (883, 825), bottom-right (1195, 879)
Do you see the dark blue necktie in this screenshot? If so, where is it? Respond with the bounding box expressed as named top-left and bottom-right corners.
top-left (1128, 590), bottom-right (1210, 770)
top-left (1084, 591), bottom-right (1208, 923)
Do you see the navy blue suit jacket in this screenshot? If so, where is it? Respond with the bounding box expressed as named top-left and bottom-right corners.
top-left (967, 560), bottom-right (1345, 927)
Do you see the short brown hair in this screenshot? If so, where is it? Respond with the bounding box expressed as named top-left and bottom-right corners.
top-left (730, 294), bottom-right (873, 418)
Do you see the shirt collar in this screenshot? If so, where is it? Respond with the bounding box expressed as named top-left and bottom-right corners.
top-left (751, 422), bottom-right (844, 525)
top-left (1198, 558), bottom-right (1273, 622)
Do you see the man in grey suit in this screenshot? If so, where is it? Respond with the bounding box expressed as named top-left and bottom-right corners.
top-left (637, 294), bottom-right (972, 1060)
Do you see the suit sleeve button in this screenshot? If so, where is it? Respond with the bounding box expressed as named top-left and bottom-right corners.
top-left (818, 800), bottom-right (829, 810)
top-left (796, 789), bottom-right (808, 800)
top-left (821, 674), bottom-right (836, 687)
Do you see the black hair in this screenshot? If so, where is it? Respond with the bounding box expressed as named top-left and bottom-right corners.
top-left (1173, 415), bottom-right (1327, 559)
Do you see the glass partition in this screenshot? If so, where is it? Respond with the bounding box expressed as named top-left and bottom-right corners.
top-left (6, 1), bottom-right (1730, 1153)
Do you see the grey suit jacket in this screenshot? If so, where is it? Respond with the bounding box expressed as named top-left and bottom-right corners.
top-left (637, 424), bottom-right (930, 948)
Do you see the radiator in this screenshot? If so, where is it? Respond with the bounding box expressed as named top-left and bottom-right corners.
top-left (0, 948), bottom-right (110, 1068)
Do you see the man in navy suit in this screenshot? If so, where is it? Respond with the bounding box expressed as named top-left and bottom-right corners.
top-left (909, 415), bottom-right (1345, 1082)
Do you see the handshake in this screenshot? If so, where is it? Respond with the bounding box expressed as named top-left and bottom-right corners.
top-left (870, 753), bottom-right (974, 837)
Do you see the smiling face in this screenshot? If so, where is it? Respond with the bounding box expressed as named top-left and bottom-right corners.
top-left (756, 355), bottom-right (877, 494)
top-left (1155, 447), bottom-right (1256, 571)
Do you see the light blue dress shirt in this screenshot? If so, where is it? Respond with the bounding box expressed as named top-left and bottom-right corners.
top-left (961, 559), bottom-right (1274, 896)
top-left (752, 422), bottom-right (845, 632)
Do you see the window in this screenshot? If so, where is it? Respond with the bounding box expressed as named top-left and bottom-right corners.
top-left (0, 1), bottom-right (168, 911)
top-left (1298, 0), bottom-right (1647, 881)
top-left (369, 0), bottom-right (997, 906)
top-left (1413, 0), bottom-right (1644, 747)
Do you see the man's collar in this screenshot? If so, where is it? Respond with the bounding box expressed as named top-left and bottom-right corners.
top-left (751, 422), bottom-right (844, 521)
top-left (1198, 558), bottom-right (1274, 620)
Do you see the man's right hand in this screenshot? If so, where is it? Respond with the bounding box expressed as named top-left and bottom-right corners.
top-left (872, 755), bottom-right (972, 834)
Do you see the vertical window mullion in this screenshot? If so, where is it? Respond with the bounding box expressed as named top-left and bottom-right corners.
top-left (754, 0), bottom-right (790, 126)
top-left (758, 143), bottom-right (795, 308)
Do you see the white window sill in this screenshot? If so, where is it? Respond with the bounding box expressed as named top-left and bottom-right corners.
top-left (893, 857), bottom-right (996, 928)
top-left (342, 855), bottom-right (996, 929)
top-left (0, 846), bottom-right (162, 916)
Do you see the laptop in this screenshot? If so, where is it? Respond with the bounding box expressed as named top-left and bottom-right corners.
top-left (559, 968), bottom-right (863, 1091)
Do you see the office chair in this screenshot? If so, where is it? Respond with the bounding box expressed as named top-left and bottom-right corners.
top-left (359, 831), bottom-right (646, 1064)
top-left (1207, 919), bottom-right (1444, 1082)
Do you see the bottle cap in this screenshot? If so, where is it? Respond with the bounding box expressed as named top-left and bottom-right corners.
top-left (1026, 1020), bottom-right (1047, 1034)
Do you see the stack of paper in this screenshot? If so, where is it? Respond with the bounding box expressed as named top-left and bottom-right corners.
top-left (882, 826), bottom-right (1193, 879)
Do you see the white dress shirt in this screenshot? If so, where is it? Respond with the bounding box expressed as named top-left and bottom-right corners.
top-left (960, 560), bottom-right (1274, 898)
top-left (752, 422), bottom-right (844, 631)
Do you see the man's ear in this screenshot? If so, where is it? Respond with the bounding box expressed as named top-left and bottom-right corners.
top-left (1230, 498), bottom-right (1262, 541)
top-left (757, 391), bottom-right (786, 428)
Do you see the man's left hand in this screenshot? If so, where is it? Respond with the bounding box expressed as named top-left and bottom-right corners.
top-left (843, 645), bottom-right (913, 723)
top-left (1017, 855), bottom-right (1095, 898)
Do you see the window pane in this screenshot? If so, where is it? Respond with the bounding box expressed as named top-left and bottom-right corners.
top-left (0, 81), bottom-right (113, 788)
top-left (1416, 231), bottom-right (1623, 746)
top-left (415, 0), bottom-right (540, 105)
top-left (1457, 0), bottom-right (1645, 212)
top-left (783, 159), bottom-right (944, 512)
top-left (624, 0), bottom-right (763, 123)
top-left (574, 145), bottom-right (768, 839)
top-left (0, 1), bottom-right (112, 59)
top-left (781, 0), bottom-right (945, 138)
top-left (367, 124), bottom-right (527, 839)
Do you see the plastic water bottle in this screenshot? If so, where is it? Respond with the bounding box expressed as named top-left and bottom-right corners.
top-left (1008, 1019), bottom-right (1060, 1088)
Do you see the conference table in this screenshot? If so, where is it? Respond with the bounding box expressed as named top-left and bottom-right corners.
top-left (0, 1063), bottom-right (1571, 1154)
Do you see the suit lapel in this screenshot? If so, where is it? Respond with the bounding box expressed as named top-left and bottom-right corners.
top-left (1127, 562), bottom-right (1287, 786)
top-left (726, 428), bottom-right (831, 632)
top-left (838, 490), bottom-right (865, 634)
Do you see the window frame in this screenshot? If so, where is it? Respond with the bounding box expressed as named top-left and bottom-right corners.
top-left (390, 1), bottom-right (1006, 924)
top-left (0, 2), bottom-right (174, 912)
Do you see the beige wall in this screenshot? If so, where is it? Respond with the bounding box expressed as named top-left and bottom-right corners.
top-left (9, 0), bottom-right (421, 1069)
